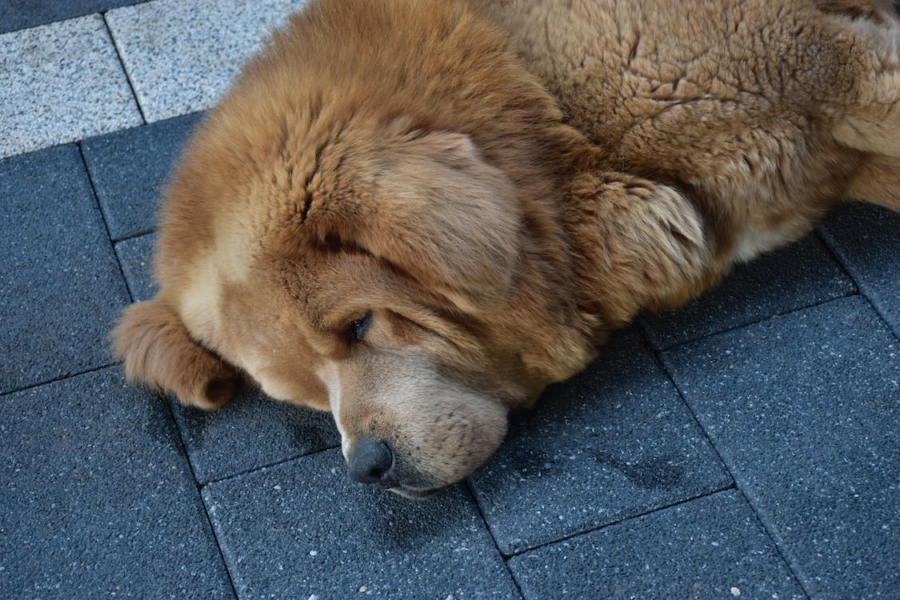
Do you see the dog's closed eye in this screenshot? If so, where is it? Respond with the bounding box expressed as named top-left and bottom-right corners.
top-left (345, 310), bottom-right (373, 343)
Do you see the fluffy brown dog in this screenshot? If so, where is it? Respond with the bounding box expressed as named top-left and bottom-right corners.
top-left (113, 0), bottom-right (900, 497)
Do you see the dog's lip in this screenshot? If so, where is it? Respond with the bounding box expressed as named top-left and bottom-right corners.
top-left (377, 469), bottom-right (400, 490)
top-left (388, 484), bottom-right (444, 499)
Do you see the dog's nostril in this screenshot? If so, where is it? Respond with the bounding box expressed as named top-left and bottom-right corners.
top-left (346, 438), bottom-right (397, 486)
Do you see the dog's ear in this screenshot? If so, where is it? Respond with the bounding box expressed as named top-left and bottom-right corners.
top-left (314, 132), bottom-right (522, 307)
top-left (112, 298), bottom-right (236, 409)
top-left (373, 132), bottom-right (522, 305)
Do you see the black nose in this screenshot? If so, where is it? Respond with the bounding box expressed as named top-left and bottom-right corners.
top-left (346, 438), bottom-right (398, 487)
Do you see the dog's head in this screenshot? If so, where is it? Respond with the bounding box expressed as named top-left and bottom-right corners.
top-left (112, 0), bottom-right (597, 497)
top-left (114, 119), bottom-right (593, 496)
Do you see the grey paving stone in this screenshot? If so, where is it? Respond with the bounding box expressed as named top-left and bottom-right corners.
top-left (0, 368), bottom-right (235, 599)
top-left (171, 385), bottom-right (340, 484)
top-left (819, 203), bottom-right (900, 340)
top-left (0, 145), bottom-right (130, 394)
top-left (508, 490), bottom-right (805, 600)
top-left (0, 0), bottom-right (144, 35)
top-left (469, 329), bottom-right (733, 556)
top-left (114, 232), bottom-right (157, 302)
top-left (641, 234), bottom-right (855, 350)
top-left (203, 449), bottom-right (520, 599)
top-left (662, 296), bottom-right (900, 599)
top-left (83, 112), bottom-right (205, 241)
top-left (0, 16), bottom-right (142, 159)
top-left (106, 0), bottom-right (304, 122)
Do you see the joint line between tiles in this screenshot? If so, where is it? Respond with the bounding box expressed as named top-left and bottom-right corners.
top-left (652, 349), bottom-right (814, 599)
top-left (651, 290), bottom-right (862, 354)
top-left (76, 143), bottom-right (137, 304)
top-left (502, 485), bottom-right (736, 561)
top-left (464, 480), bottom-right (527, 599)
top-left (102, 12), bottom-right (148, 125)
top-left (0, 361), bottom-right (117, 399)
top-left (199, 443), bottom-right (343, 488)
top-left (156, 395), bottom-right (241, 598)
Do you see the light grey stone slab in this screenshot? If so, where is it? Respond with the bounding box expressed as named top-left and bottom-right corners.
top-left (106, 0), bottom-right (306, 123)
top-left (0, 15), bottom-right (142, 158)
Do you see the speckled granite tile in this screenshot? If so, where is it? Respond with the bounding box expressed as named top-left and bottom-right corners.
top-left (641, 234), bottom-right (855, 350)
top-left (170, 385), bottom-right (341, 485)
top-left (509, 491), bottom-right (805, 600)
top-left (820, 203), bottom-right (900, 341)
top-left (106, 0), bottom-right (305, 122)
top-left (114, 233), bottom-right (157, 302)
top-left (0, 368), bottom-right (234, 599)
top-left (0, 145), bottom-right (130, 393)
top-left (203, 449), bottom-right (519, 599)
top-left (0, 15), bottom-right (142, 158)
top-left (662, 296), bottom-right (900, 599)
top-left (469, 329), bottom-right (732, 556)
top-left (82, 112), bottom-right (204, 241)
top-left (0, 0), bottom-right (144, 35)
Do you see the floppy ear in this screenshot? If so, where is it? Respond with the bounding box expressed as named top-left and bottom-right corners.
top-left (112, 298), bottom-right (237, 409)
top-left (318, 132), bottom-right (522, 307)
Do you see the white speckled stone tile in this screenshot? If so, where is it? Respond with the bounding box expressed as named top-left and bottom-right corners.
top-left (106, 0), bottom-right (306, 123)
top-left (0, 15), bottom-right (142, 159)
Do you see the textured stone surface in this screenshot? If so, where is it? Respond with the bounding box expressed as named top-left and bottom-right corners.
top-left (171, 386), bottom-right (341, 484)
top-left (203, 449), bottom-right (520, 599)
top-left (0, 368), bottom-right (235, 599)
top-left (0, 0), bottom-right (144, 34)
top-left (820, 203), bottom-right (900, 340)
top-left (114, 233), bottom-right (157, 302)
top-left (0, 16), bottom-right (142, 158)
top-left (0, 145), bottom-right (130, 393)
top-left (5, 3), bottom-right (900, 597)
top-left (469, 329), bottom-right (732, 555)
top-left (106, 0), bottom-right (305, 122)
top-left (662, 296), bottom-right (900, 599)
top-left (509, 490), bottom-right (805, 600)
top-left (641, 233), bottom-right (856, 349)
top-left (82, 112), bottom-right (204, 241)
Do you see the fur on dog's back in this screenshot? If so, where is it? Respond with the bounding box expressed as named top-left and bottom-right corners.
top-left (481, 0), bottom-right (896, 266)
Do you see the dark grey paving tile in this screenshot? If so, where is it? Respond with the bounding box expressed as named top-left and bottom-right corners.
top-left (172, 385), bottom-right (340, 484)
top-left (641, 234), bottom-right (855, 350)
top-left (662, 296), bottom-right (900, 599)
top-left (0, 368), bottom-right (234, 599)
top-left (0, 0), bottom-right (145, 35)
top-left (469, 329), bottom-right (733, 556)
top-left (114, 232), bottom-right (156, 301)
top-left (0, 145), bottom-right (130, 394)
top-left (203, 449), bottom-right (520, 599)
top-left (509, 490), bottom-right (805, 600)
top-left (819, 203), bottom-right (900, 340)
top-left (82, 112), bottom-right (204, 241)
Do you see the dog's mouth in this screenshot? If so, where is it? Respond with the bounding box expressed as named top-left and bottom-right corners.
top-left (386, 483), bottom-right (445, 499)
top-left (370, 467), bottom-right (449, 499)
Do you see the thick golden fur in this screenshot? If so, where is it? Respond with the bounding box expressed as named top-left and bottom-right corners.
top-left (113, 0), bottom-right (900, 496)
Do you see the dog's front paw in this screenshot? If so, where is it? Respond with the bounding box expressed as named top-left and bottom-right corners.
top-left (565, 172), bottom-right (714, 326)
